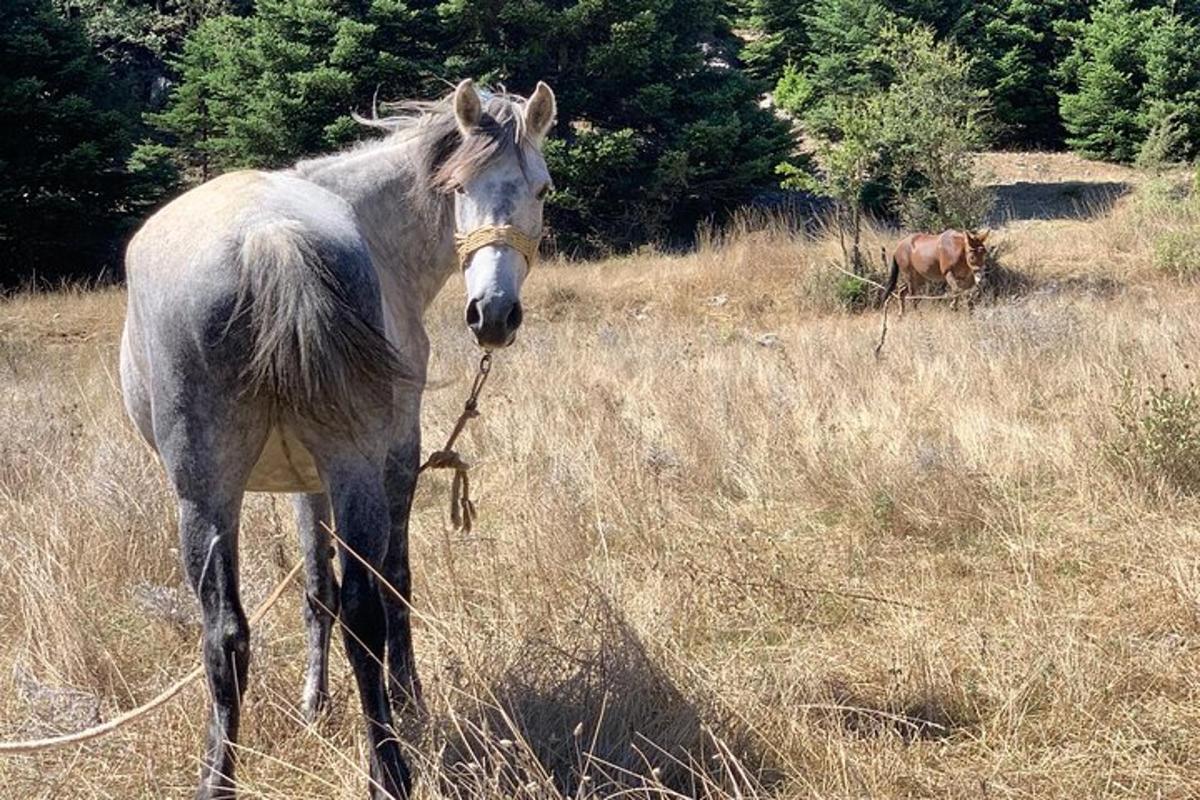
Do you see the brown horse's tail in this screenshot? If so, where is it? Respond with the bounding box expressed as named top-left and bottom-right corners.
top-left (880, 251), bottom-right (900, 308)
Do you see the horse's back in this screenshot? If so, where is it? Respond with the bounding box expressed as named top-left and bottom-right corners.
top-left (125, 171), bottom-right (364, 307)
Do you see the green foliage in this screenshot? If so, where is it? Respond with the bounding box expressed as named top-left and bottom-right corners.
top-left (783, 22), bottom-right (990, 263)
top-left (875, 26), bottom-right (990, 230)
top-left (788, 0), bottom-right (901, 131)
top-left (1057, 0), bottom-right (1153, 162)
top-left (946, 0), bottom-right (1084, 147)
top-left (781, 95), bottom-right (885, 273)
top-left (1058, 0), bottom-right (1200, 163)
top-left (750, 0), bottom-right (1200, 155)
top-left (439, 0), bottom-right (794, 253)
top-left (150, 0), bottom-right (439, 176)
top-left (833, 272), bottom-right (873, 309)
top-left (1136, 111), bottom-right (1188, 172)
top-left (1139, 9), bottom-right (1200, 161)
top-left (735, 0), bottom-right (816, 80)
top-left (773, 63), bottom-right (813, 115)
top-left (0, 0), bottom-right (152, 284)
top-left (139, 0), bottom-right (793, 253)
top-left (1110, 371), bottom-right (1200, 495)
top-left (49, 0), bottom-right (244, 128)
top-left (1153, 230), bottom-right (1200, 279)
top-left (52, 1), bottom-right (241, 65)
top-left (15, 0), bottom-right (1200, 284)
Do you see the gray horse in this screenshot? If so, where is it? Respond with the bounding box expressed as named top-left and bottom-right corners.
top-left (119, 79), bottom-right (556, 799)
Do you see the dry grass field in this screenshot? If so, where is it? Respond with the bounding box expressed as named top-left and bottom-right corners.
top-left (3, 155), bottom-right (1200, 798)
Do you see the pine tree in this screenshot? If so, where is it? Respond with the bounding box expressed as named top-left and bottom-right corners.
top-left (1058, 0), bottom-right (1200, 163)
top-left (1140, 8), bottom-right (1200, 161)
top-left (50, 0), bottom-right (246, 111)
top-left (884, 0), bottom-right (968, 35)
top-left (440, 0), bottom-right (793, 252)
top-left (947, 0), bottom-right (1085, 147)
top-left (736, 0), bottom-right (816, 81)
top-left (0, 0), bottom-right (144, 283)
top-left (780, 0), bottom-right (902, 133)
top-left (805, 0), bottom-right (900, 101)
top-left (150, 0), bottom-right (440, 175)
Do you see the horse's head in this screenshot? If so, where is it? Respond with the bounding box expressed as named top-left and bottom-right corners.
top-left (965, 229), bottom-right (990, 282)
top-left (444, 79), bottom-right (556, 349)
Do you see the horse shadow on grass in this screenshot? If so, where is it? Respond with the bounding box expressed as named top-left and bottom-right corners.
top-left (972, 235), bottom-right (1123, 306)
top-left (985, 180), bottom-right (1132, 224)
top-left (429, 595), bottom-right (782, 799)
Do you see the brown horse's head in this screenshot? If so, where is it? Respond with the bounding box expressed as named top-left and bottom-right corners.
top-left (965, 229), bottom-right (989, 277)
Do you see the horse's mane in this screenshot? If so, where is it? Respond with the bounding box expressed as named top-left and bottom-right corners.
top-left (353, 88), bottom-right (533, 192)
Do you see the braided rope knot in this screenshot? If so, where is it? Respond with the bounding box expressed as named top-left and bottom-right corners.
top-left (419, 449), bottom-right (476, 531)
top-left (454, 225), bottom-right (540, 270)
top-left (418, 353), bottom-right (492, 533)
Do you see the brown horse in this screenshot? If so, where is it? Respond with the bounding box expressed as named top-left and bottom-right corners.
top-left (882, 229), bottom-right (989, 314)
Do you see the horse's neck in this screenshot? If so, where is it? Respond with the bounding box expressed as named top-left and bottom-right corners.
top-left (292, 140), bottom-right (458, 312)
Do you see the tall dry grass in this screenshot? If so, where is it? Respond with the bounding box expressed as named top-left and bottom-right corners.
top-left (3, 177), bottom-right (1200, 799)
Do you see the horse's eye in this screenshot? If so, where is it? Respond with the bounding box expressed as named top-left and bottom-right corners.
top-left (536, 184), bottom-right (551, 201)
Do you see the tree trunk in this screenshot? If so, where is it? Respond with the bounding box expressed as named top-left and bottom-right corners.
top-left (851, 203), bottom-right (863, 276)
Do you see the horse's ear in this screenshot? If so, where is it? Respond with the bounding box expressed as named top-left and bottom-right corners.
top-left (975, 228), bottom-right (990, 243)
top-left (525, 81), bottom-right (556, 144)
top-left (454, 78), bottom-right (482, 135)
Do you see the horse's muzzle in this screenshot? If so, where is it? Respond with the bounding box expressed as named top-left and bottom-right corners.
top-left (466, 295), bottom-right (523, 349)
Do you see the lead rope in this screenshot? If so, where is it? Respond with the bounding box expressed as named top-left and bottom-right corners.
top-left (0, 559), bottom-right (304, 755)
top-left (418, 352), bottom-right (492, 532)
top-left (0, 357), bottom-right (497, 754)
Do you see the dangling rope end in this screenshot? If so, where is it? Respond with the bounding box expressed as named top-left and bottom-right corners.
top-left (420, 352), bottom-right (492, 532)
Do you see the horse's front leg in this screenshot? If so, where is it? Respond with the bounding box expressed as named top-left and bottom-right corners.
top-left (383, 425), bottom-right (423, 716)
top-left (945, 273), bottom-right (962, 311)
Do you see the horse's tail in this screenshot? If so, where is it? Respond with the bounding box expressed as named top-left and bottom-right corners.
top-left (880, 250), bottom-right (901, 308)
top-left (236, 220), bottom-right (406, 432)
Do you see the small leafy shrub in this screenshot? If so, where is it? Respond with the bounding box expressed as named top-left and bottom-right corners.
top-left (835, 273), bottom-right (873, 310)
top-left (1109, 370), bottom-right (1200, 494)
top-left (1136, 111), bottom-right (1188, 171)
top-left (1153, 230), bottom-right (1200, 279)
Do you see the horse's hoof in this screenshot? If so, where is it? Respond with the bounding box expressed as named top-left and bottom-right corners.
top-left (301, 687), bottom-right (332, 724)
top-left (389, 675), bottom-right (426, 720)
top-left (370, 744), bottom-right (413, 799)
top-left (194, 781), bottom-right (237, 800)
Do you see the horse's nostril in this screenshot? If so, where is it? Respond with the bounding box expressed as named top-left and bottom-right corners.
top-left (506, 301), bottom-right (523, 331)
top-left (465, 298), bottom-right (481, 329)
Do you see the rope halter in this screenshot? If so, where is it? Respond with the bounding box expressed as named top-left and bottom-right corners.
top-left (454, 224), bottom-right (540, 271)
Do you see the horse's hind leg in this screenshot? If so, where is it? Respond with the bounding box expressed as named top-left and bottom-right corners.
top-left (155, 402), bottom-right (269, 800)
top-left (181, 494), bottom-right (249, 800)
top-left (294, 492), bottom-right (338, 721)
top-left (303, 439), bottom-right (411, 799)
top-left (383, 433), bottom-right (422, 715)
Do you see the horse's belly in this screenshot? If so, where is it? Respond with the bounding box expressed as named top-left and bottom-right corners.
top-left (246, 425), bottom-right (324, 493)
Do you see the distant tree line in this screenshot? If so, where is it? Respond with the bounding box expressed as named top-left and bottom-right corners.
top-left (3, 0), bottom-right (1200, 284)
